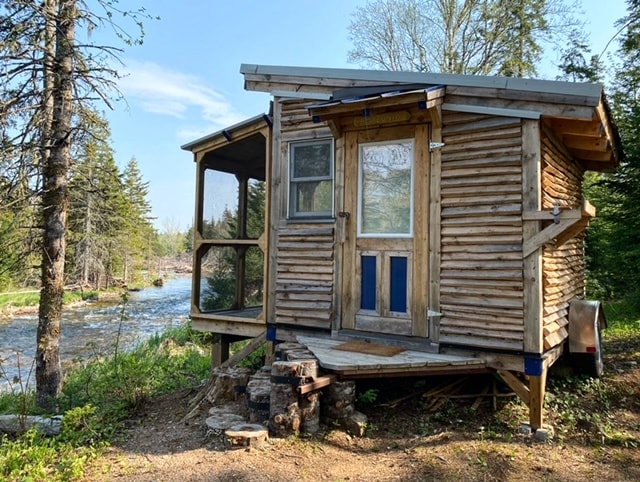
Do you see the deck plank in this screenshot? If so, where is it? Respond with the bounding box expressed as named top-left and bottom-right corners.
top-left (297, 336), bottom-right (486, 373)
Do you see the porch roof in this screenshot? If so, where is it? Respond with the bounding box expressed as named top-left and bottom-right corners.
top-left (181, 113), bottom-right (271, 181)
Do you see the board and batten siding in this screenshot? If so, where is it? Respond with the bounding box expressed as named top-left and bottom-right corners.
top-left (541, 132), bottom-right (586, 350)
top-left (438, 113), bottom-right (525, 351)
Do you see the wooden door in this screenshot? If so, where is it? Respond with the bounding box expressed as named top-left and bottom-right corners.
top-left (341, 125), bottom-right (430, 337)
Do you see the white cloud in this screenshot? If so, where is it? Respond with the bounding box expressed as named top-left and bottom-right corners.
top-left (117, 60), bottom-right (245, 131)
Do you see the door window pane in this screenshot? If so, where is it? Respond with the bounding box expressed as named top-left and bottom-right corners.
top-left (359, 140), bottom-right (413, 235)
top-left (389, 256), bottom-right (408, 313)
top-left (360, 255), bottom-right (377, 310)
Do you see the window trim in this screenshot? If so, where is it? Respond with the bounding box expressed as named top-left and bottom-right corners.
top-left (288, 138), bottom-right (335, 220)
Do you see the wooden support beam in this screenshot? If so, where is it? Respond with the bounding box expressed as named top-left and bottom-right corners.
top-left (497, 370), bottom-right (530, 406)
top-left (219, 331), bottom-right (267, 369)
top-left (522, 200), bottom-right (596, 257)
top-left (529, 369), bottom-right (548, 430)
top-left (298, 374), bottom-right (337, 394)
top-left (522, 119), bottom-right (543, 355)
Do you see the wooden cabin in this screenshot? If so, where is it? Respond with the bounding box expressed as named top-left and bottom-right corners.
top-left (181, 65), bottom-right (620, 431)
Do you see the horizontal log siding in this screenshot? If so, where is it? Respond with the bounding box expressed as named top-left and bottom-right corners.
top-left (439, 113), bottom-right (525, 351)
top-left (281, 99), bottom-right (322, 135)
top-left (541, 133), bottom-right (586, 350)
top-left (275, 224), bottom-right (335, 330)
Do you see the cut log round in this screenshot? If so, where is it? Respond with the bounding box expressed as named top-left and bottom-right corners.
top-left (225, 423), bottom-right (269, 448)
top-left (247, 377), bottom-right (271, 424)
top-left (321, 380), bottom-right (356, 422)
top-left (300, 391), bottom-right (321, 434)
top-left (274, 342), bottom-right (305, 360)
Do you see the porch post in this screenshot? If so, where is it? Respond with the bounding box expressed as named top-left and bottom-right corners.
top-left (211, 334), bottom-right (230, 369)
top-left (235, 174), bottom-right (249, 310)
top-left (529, 368), bottom-right (548, 430)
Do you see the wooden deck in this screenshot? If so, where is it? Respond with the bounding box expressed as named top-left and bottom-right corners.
top-left (297, 336), bottom-right (488, 378)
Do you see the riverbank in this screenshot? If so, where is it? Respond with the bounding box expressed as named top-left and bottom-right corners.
top-left (0, 272), bottom-right (188, 320)
top-left (0, 276), bottom-right (193, 392)
top-left (0, 289), bottom-right (120, 320)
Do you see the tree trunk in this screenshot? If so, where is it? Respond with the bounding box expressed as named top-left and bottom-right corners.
top-left (36, 0), bottom-right (76, 409)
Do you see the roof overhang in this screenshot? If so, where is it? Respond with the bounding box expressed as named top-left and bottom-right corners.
top-left (240, 64), bottom-right (621, 171)
top-left (181, 113), bottom-right (271, 181)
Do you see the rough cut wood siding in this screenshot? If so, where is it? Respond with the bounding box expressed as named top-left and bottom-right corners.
top-left (274, 224), bottom-right (335, 330)
top-left (438, 113), bottom-right (525, 351)
top-left (541, 133), bottom-right (586, 350)
top-left (281, 99), bottom-right (324, 138)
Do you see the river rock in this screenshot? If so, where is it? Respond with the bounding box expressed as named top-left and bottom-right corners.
top-left (0, 414), bottom-right (63, 436)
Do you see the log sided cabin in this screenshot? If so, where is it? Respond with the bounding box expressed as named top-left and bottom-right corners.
top-left (181, 65), bottom-right (620, 430)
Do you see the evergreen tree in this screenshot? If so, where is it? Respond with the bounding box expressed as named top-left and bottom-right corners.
top-left (583, 0), bottom-right (640, 302)
top-left (67, 111), bottom-right (127, 288)
top-left (121, 158), bottom-right (156, 283)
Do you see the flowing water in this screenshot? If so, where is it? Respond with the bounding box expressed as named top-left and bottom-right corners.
top-left (0, 276), bottom-right (192, 393)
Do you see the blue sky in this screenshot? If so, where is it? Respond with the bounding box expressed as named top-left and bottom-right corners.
top-left (101, 0), bottom-right (628, 231)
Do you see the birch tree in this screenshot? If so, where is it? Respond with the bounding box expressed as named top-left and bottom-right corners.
top-left (348, 0), bottom-right (580, 76)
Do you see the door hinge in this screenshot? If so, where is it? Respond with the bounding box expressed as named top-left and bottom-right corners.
top-left (429, 141), bottom-right (445, 151)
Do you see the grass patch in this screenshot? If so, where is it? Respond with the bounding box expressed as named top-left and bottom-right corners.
top-left (0, 289), bottom-right (100, 310)
top-left (0, 320), bottom-right (211, 481)
top-left (0, 291), bottom-right (40, 308)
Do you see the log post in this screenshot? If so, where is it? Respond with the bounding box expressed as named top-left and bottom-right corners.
top-left (269, 361), bottom-right (303, 437)
top-left (300, 391), bottom-right (321, 434)
top-left (247, 376), bottom-right (271, 424)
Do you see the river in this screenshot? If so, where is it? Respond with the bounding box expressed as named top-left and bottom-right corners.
top-left (0, 276), bottom-right (192, 393)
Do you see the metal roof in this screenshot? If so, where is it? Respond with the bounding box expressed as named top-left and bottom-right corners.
top-left (240, 64), bottom-right (603, 102)
top-left (180, 113), bottom-right (271, 152)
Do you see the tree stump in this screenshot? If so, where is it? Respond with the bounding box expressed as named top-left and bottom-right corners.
top-left (269, 361), bottom-right (304, 437)
top-left (225, 423), bottom-right (269, 449)
top-left (205, 409), bottom-right (246, 445)
top-left (184, 366), bottom-right (251, 421)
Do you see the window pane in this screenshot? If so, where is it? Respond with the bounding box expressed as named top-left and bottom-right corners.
top-left (202, 169), bottom-right (237, 239)
top-left (293, 143), bottom-right (331, 178)
top-left (389, 256), bottom-right (408, 313)
top-left (360, 141), bottom-right (413, 235)
top-left (293, 180), bottom-right (332, 214)
top-left (361, 255), bottom-right (377, 310)
top-left (289, 139), bottom-right (334, 218)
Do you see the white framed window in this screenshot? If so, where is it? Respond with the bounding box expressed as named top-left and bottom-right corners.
top-left (288, 138), bottom-right (334, 219)
top-left (358, 139), bottom-right (414, 237)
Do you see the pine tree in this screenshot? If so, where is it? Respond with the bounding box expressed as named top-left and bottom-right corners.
top-left (120, 158), bottom-right (156, 283)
